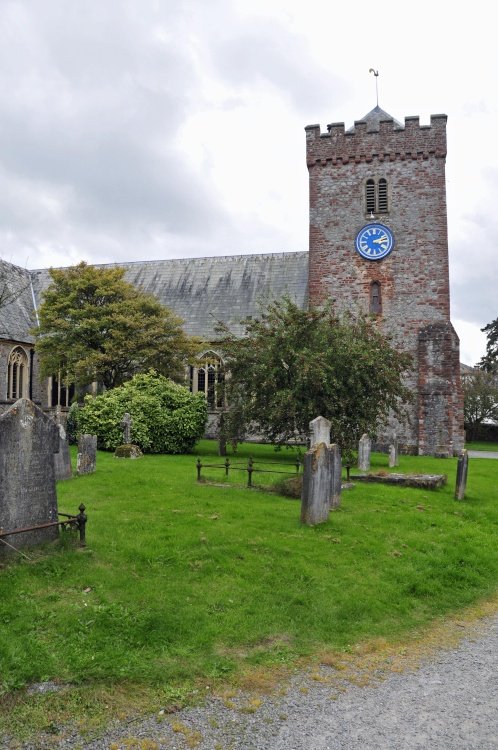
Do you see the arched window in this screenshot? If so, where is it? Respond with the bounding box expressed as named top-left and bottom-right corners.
top-left (370, 281), bottom-right (382, 314)
top-left (190, 351), bottom-right (225, 410)
top-left (7, 346), bottom-right (29, 400)
top-left (365, 178), bottom-right (389, 215)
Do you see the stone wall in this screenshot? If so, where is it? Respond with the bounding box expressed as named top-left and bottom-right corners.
top-left (306, 113), bottom-right (463, 455)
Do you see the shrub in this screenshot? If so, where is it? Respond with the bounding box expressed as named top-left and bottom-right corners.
top-left (77, 372), bottom-right (207, 453)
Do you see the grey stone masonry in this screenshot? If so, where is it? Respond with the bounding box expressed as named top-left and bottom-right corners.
top-left (309, 416), bottom-right (331, 448)
top-left (54, 423), bottom-right (72, 481)
top-left (330, 443), bottom-right (342, 508)
top-left (389, 436), bottom-right (399, 468)
top-left (77, 434), bottom-right (97, 475)
top-left (0, 399), bottom-right (60, 554)
top-left (455, 450), bottom-right (469, 501)
top-left (120, 412), bottom-right (133, 444)
top-left (301, 443), bottom-right (337, 525)
top-left (358, 433), bottom-right (371, 472)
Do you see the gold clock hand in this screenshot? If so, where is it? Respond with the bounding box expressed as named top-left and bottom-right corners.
top-left (373, 235), bottom-right (388, 244)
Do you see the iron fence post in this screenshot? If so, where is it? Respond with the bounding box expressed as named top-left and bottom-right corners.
top-left (76, 503), bottom-right (87, 547)
top-left (247, 456), bottom-right (253, 487)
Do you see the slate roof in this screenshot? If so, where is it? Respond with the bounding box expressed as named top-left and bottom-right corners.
top-left (347, 105), bottom-right (404, 132)
top-left (0, 261), bottom-right (37, 343)
top-left (30, 252), bottom-right (309, 340)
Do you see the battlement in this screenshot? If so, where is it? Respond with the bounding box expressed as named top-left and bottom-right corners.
top-left (305, 114), bottom-right (447, 166)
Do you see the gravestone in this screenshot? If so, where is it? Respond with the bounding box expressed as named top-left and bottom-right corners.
top-left (388, 435), bottom-right (399, 468)
top-left (120, 412), bottom-right (133, 444)
top-left (0, 399), bottom-right (60, 554)
top-left (54, 423), bottom-right (72, 481)
top-left (308, 416), bottom-right (341, 508)
top-left (455, 449), bottom-right (469, 501)
top-left (301, 441), bottom-right (342, 525)
top-left (77, 434), bottom-right (97, 475)
top-left (358, 433), bottom-right (371, 472)
top-left (309, 416), bottom-right (331, 448)
top-left (330, 443), bottom-right (342, 508)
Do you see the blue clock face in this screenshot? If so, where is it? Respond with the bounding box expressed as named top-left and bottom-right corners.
top-left (355, 223), bottom-right (395, 261)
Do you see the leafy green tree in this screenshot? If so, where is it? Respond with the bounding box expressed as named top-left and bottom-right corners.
top-left (462, 368), bottom-right (498, 441)
top-left (34, 262), bottom-right (201, 389)
top-left (479, 318), bottom-right (498, 373)
top-left (77, 371), bottom-right (207, 453)
top-left (217, 297), bottom-right (412, 452)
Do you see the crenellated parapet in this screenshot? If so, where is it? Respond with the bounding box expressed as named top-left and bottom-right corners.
top-left (305, 114), bottom-right (447, 167)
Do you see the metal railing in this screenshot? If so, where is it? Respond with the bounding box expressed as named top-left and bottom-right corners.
top-left (196, 456), bottom-right (301, 487)
top-left (0, 503), bottom-right (87, 555)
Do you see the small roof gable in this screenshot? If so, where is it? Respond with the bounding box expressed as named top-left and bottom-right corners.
top-left (348, 105), bottom-right (403, 133)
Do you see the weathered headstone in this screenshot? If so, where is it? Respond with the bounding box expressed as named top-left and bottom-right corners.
top-left (309, 416), bottom-right (331, 448)
top-left (358, 433), bottom-right (371, 472)
top-left (388, 435), bottom-right (399, 468)
top-left (54, 423), bottom-right (72, 481)
top-left (455, 449), bottom-right (469, 501)
top-left (120, 412), bottom-right (133, 444)
top-left (301, 442), bottom-right (337, 525)
top-left (330, 443), bottom-right (342, 508)
top-left (77, 434), bottom-right (97, 475)
top-left (0, 399), bottom-right (60, 554)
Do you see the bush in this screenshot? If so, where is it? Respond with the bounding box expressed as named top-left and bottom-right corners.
top-left (77, 372), bottom-right (207, 453)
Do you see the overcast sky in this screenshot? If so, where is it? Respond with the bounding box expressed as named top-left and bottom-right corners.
top-left (0, 0), bottom-right (495, 365)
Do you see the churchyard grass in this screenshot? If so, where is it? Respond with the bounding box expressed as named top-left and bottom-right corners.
top-left (465, 440), bottom-right (498, 452)
top-left (1, 441), bottom-right (498, 739)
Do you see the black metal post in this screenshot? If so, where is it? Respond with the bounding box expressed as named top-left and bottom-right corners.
top-left (196, 458), bottom-right (202, 481)
top-left (247, 456), bottom-right (253, 487)
top-left (225, 457), bottom-right (230, 476)
top-left (76, 503), bottom-right (87, 546)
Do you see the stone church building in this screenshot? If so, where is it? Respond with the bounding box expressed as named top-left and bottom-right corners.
top-left (0, 106), bottom-right (464, 456)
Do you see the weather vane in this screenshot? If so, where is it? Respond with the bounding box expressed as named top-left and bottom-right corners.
top-left (369, 68), bottom-right (379, 107)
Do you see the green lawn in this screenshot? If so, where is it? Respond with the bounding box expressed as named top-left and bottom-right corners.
top-left (1, 440), bottom-right (498, 739)
top-left (465, 441), bottom-right (498, 452)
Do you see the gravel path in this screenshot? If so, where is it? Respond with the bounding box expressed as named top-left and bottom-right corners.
top-left (13, 613), bottom-right (498, 750)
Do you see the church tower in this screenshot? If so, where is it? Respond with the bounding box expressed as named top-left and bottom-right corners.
top-left (305, 106), bottom-right (464, 455)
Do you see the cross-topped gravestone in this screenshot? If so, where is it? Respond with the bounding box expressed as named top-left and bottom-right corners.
top-left (0, 399), bottom-right (60, 555)
top-left (120, 412), bottom-right (133, 444)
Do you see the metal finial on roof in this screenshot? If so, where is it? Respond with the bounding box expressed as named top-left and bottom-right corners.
top-left (369, 68), bottom-right (379, 107)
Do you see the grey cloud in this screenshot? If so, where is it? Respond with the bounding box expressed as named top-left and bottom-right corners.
top-left (208, 18), bottom-right (347, 113)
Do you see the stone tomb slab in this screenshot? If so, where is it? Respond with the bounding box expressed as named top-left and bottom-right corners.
top-left (0, 399), bottom-right (60, 554)
top-left (350, 472), bottom-right (447, 490)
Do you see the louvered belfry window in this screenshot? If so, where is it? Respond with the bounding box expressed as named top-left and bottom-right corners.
top-left (365, 178), bottom-right (388, 214)
top-left (366, 179), bottom-right (376, 213)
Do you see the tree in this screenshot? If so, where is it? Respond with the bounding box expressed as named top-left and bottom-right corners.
top-left (462, 368), bottom-right (498, 441)
top-left (479, 318), bottom-right (498, 373)
top-left (216, 297), bottom-right (412, 452)
top-left (34, 262), bottom-right (201, 390)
